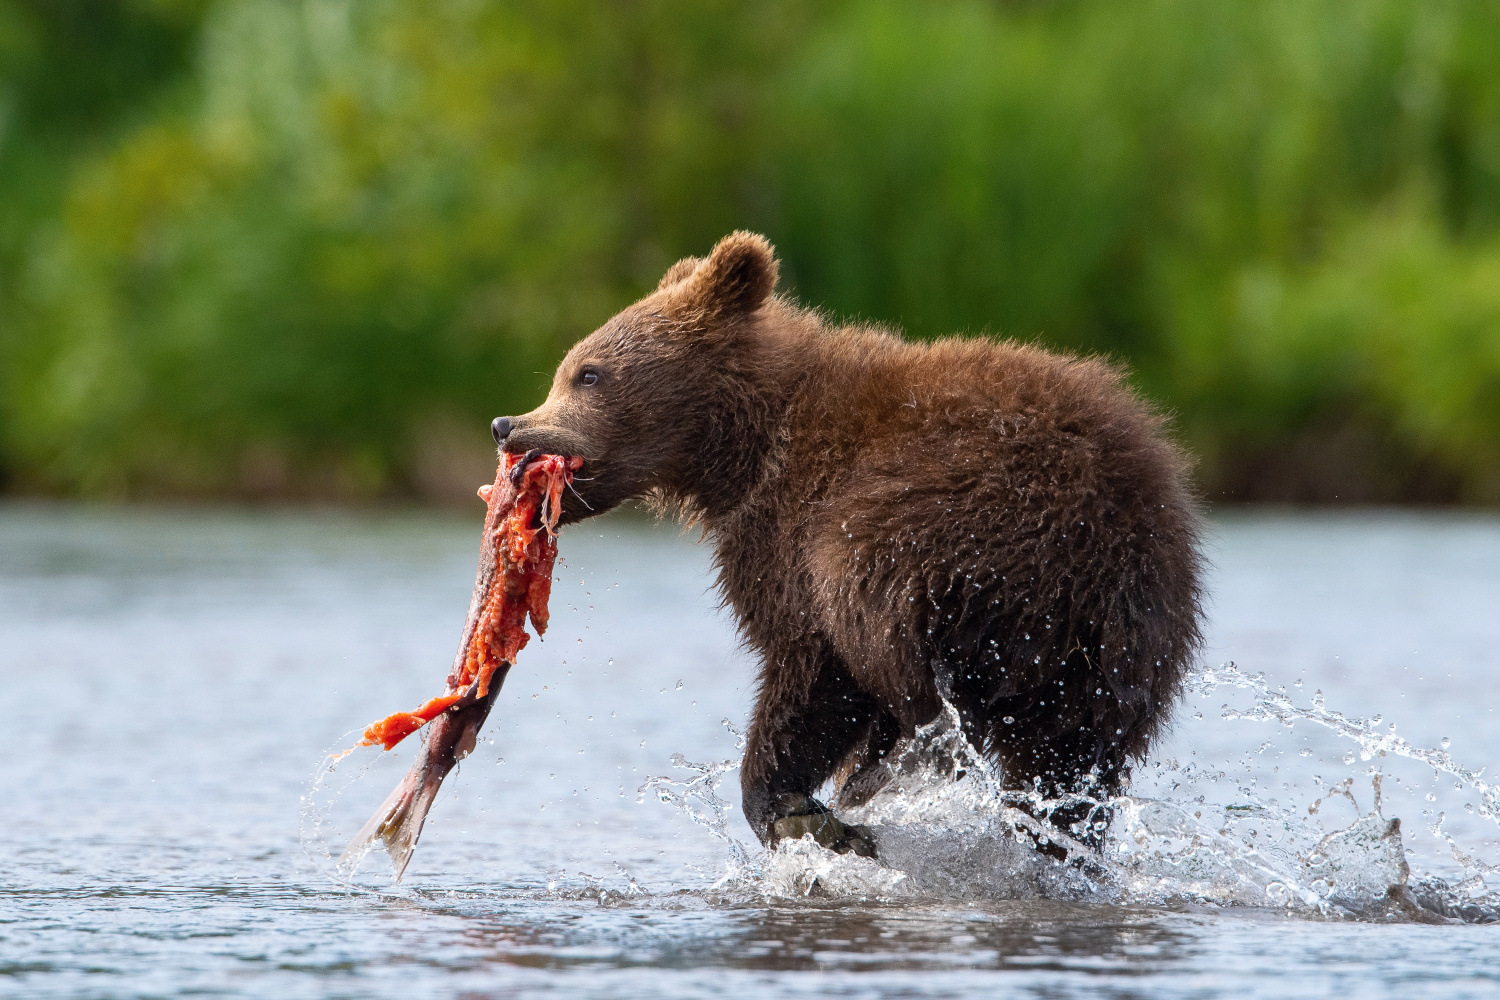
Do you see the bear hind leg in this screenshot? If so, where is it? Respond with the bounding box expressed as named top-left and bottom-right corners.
top-left (989, 722), bottom-right (1126, 858)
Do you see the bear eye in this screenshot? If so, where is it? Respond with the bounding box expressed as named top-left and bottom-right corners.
top-left (578, 368), bottom-right (600, 387)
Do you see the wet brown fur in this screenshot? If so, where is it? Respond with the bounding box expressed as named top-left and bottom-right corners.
top-left (500, 232), bottom-right (1204, 849)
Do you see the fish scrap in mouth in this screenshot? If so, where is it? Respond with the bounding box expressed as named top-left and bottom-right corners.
top-left (340, 451), bottom-right (581, 878)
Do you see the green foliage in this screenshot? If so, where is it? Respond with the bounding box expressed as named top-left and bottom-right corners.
top-left (3, 0), bottom-right (1500, 501)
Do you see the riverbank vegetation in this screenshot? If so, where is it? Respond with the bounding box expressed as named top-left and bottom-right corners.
top-left (3, 1), bottom-right (1499, 503)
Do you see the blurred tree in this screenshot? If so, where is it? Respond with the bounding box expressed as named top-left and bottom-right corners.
top-left (770, 0), bottom-right (1500, 501)
top-left (3, 0), bottom-right (1499, 502)
top-left (4, 0), bottom-right (810, 498)
top-left (0, 0), bottom-right (208, 490)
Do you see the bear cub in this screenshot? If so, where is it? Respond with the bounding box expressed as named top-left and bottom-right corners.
top-left (495, 232), bottom-right (1203, 857)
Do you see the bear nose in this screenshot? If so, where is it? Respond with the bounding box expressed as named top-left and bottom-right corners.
top-left (490, 416), bottom-right (513, 445)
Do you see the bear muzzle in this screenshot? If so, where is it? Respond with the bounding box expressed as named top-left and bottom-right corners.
top-left (495, 419), bottom-right (594, 465)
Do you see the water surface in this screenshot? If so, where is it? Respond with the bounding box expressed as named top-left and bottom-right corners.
top-left (2, 504), bottom-right (1497, 997)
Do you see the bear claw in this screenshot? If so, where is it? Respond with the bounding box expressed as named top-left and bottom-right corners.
top-left (509, 449), bottom-right (543, 487)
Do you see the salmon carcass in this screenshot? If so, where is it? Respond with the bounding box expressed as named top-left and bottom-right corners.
top-left (341, 450), bottom-right (581, 878)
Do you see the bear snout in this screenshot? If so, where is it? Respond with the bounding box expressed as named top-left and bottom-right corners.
top-left (490, 416), bottom-right (512, 445)
top-left (499, 422), bottom-right (591, 462)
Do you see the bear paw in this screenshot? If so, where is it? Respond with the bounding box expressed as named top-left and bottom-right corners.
top-left (770, 795), bottom-right (877, 859)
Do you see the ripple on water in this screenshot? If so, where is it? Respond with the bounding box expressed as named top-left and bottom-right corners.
top-left (7, 506), bottom-right (1500, 999)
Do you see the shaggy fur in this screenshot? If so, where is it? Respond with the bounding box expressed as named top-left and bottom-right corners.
top-left (499, 232), bottom-right (1204, 853)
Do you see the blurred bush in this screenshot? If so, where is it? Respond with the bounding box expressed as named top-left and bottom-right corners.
top-left (2, 0), bottom-right (1498, 502)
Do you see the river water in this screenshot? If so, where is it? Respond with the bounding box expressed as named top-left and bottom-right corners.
top-left (2, 503), bottom-right (1497, 998)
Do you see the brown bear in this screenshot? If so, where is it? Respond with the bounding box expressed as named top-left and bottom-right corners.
top-left (493, 232), bottom-right (1203, 857)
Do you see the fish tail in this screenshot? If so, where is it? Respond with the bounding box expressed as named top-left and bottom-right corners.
top-left (339, 756), bottom-right (446, 881)
top-left (339, 686), bottom-right (503, 880)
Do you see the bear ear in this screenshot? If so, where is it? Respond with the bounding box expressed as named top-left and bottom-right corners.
top-left (667, 231), bottom-right (778, 321)
top-left (656, 255), bottom-right (702, 291)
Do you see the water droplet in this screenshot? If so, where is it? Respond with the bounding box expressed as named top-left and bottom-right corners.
top-left (1003, 716), bottom-right (1015, 725)
top-left (675, 680), bottom-right (684, 690)
top-left (1441, 736), bottom-right (1451, 750)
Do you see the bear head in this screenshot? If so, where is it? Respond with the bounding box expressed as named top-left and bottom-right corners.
top-left (495, 231), bottom-right (781, 522)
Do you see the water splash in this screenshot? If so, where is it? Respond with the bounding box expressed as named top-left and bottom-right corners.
top-left (1191, 662), bottom-right (1500, 886)
top-left (299, 733), bottom-right (415, 887)
top-left (538, 863), bottom-right (651, 906)
top-left (642, 664), bottom-right (1500, 922)
top-left (638, 718), bottom-right (758, 887)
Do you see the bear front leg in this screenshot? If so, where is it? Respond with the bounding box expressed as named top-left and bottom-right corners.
top-left (740, 651), bottom-right (879, 858)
